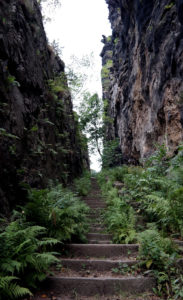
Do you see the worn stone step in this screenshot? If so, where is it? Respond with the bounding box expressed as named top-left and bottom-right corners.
top-left (89, 224), bottom-right (106, 230)
top-left (86, 206), bottom-right (105, 210)
top-left (87, 214), bottom-right (104, 219)
top-left (87, 233), bottom-right (112, 240)
top-left (65, 244), bottom-right (139, 258)
top-left (89, 227), bottom-right (106, 233)
top-left (85, 199), bottom-right (104, 203)
top-left (174, 239), bottom-right (183, 246)
top-left (87, 219), bottom-right (104, 223)
top-left (86, 204), bottom-right (106, 208)
top-left (88, 240), bottom-right (111, 244)
top-left (85, 198), bottom-right (105, 201)
top-left (87, 213), bottom-right (104, 218)
top-left (85, 199), bottom-right (103, 202)
top-left (44, 276), bottom-right (155, 296)
top-left (90, 223), bottom-right (105, 227)
top-left (60, 258), bottom-right (138, 272)
top-left (88, 209), bottom-right (104, 213)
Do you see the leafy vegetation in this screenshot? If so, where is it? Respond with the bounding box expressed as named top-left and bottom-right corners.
top-left (79, 93), bottom-right (103, 158)
top-left (101, 59), bottom-right (113, 79)
top-left (25, 183), bottom-right (89, 242)
top-left (164, 2), bottom-right (175, 10)
top-left (102, 138), bottom-right (123, 168)
top-left (97, 143), bottom-right (183, 298)
top-left (0, 174), bottom-right (91, 299)
top-left (73, 171), bottom-right (91, 196)
top-left (0, 217), bottom-right (59, 299)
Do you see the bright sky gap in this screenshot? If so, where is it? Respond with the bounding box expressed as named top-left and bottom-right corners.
top-left (42, 0), bottom-right (112, 171)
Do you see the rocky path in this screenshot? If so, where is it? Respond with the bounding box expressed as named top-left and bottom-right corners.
top-left (34, 178), bottom-right (155, 300)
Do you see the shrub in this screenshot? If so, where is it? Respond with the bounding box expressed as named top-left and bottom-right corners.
top-left (105, 202), bottom-right (136, 244)
top-left (138, 229), bottom-right (176, 269)
top-left (169, 187), bottom-right (183, 235)
top-left (138, 229), bottom-right (179, 298)
top-left (74, 171), bottom-right (91, 196)
top-left (0, 218), bottom-right (59, 299)
top-left (25, 184), bottom-right (89, 242)
top-left (102, 139), bottom-right (123, 168)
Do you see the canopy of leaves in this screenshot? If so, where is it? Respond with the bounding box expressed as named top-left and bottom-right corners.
top-left (79, 93), bottom-right (103, 157)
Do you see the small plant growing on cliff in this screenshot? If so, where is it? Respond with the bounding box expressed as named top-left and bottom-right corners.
top-left (101, 66), bottom-right (110, 79)
top-left (0, 128), bottom-right (19, 140)
top-left (164, 2), bottom-right (175, 10)
top-left (114, 38), bottom-right (119, 45)
top-left (107, 36), bottom-right (112, 43)
top-left (48, 75), bottom-right (68, 94)
top-left (7, 75), bottom-right (20, 87)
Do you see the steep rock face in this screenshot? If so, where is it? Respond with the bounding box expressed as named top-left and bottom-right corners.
top-left (101, 0), bottom-right (183, 164)
top-left (0, 0), bottom-right (89, 213)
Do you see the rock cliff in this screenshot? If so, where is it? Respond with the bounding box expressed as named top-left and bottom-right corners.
top-left (0, 0), bottom-right (89, 214)
top-left (101, 0), bottom-right (183, 164)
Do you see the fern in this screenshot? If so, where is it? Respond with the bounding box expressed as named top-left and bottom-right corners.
top-left (74, 171), bottom-right (91, 196)
top-left (0, 276), bottom-right (32, 299)
top-left (25, 184), bottom-right (89, 242)
top-left (0, 218), bottom-right (59, 296)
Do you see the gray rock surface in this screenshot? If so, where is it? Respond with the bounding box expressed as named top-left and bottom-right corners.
top-left (101, 0), bottom-right (183, 164)
top-left (0, 0), bottom-right (89, 213)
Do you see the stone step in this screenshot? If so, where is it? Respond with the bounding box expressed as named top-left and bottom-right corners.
top-left (90, 223), bottom-right (105, 227)
top-left (174, 239), bottom-right (183, 246)
top-left (88, 240), bottom-right (111, 244)
top-left (87, 233), bottom-right (112, 240)
top-left (87, 199), bottom-right (103, 202)
top-left (87, 209), bottom-right (104, 213)
top-left (60, 258), bottom-right (138, 272)
top-left (65, 244), bottom-right (139, 258)
top-left (85, 205), bottom-right (105, 209)
top-left (88, 220), bottom-right (105, 225)
top-left (44, 276), bottom-right (155, 296)
top-left (87, 216), bottom-right (104, 222)
top-left (84, 199), bottom-right (104, 203)
top-left (87, 213), bottom-right (104, 218)
top-left (86, 204), bottom-right (106, 208)
top-left (89, 227), bottom-right (106, 232)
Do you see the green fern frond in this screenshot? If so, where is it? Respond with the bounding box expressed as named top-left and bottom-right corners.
top-left (0, 276), bottom-right (32, 299)
top-left (38, 237), bottom-right (60, 247)
top-left (1, 260), bottom-right (22, 274)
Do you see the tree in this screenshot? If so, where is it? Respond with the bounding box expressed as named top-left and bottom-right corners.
top-left (37, 0), bottom-right (61, 9)
top-left (79, 93), bottom-right (103, 158)
top-left (38, 0), bottom-right (61, 23)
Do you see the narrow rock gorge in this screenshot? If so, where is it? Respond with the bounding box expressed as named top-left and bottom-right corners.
top-left (101, 0), bottom-right (183, 164)
top-left (0, 0), bottom-right (89, 213)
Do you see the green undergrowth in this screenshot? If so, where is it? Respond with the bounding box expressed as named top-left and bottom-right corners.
top-left (0, 173), bottom-right (91, 299)
top-left (0, 217), bottom-right (59, 299)
top-left (97, 144), bottom-right (183, 298)
top-left (25, 183), bottom-right (89, 242)
top-left (73, 170), bottom-right (91, 196)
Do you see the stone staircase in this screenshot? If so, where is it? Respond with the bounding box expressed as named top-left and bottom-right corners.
top-left (34, 178), bottom-right (155, 299)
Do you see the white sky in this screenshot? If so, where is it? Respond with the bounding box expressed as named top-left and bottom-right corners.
top-left (42, 0), bottom-right (111, 171)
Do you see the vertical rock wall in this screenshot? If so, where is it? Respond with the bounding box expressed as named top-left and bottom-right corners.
top-left (0, 0), bottom-right (89, 213)
top-left (101, 0), bottom-right (183, 164)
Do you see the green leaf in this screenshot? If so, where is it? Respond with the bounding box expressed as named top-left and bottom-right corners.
top-left (146, 260), bottom-right (153, 269)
